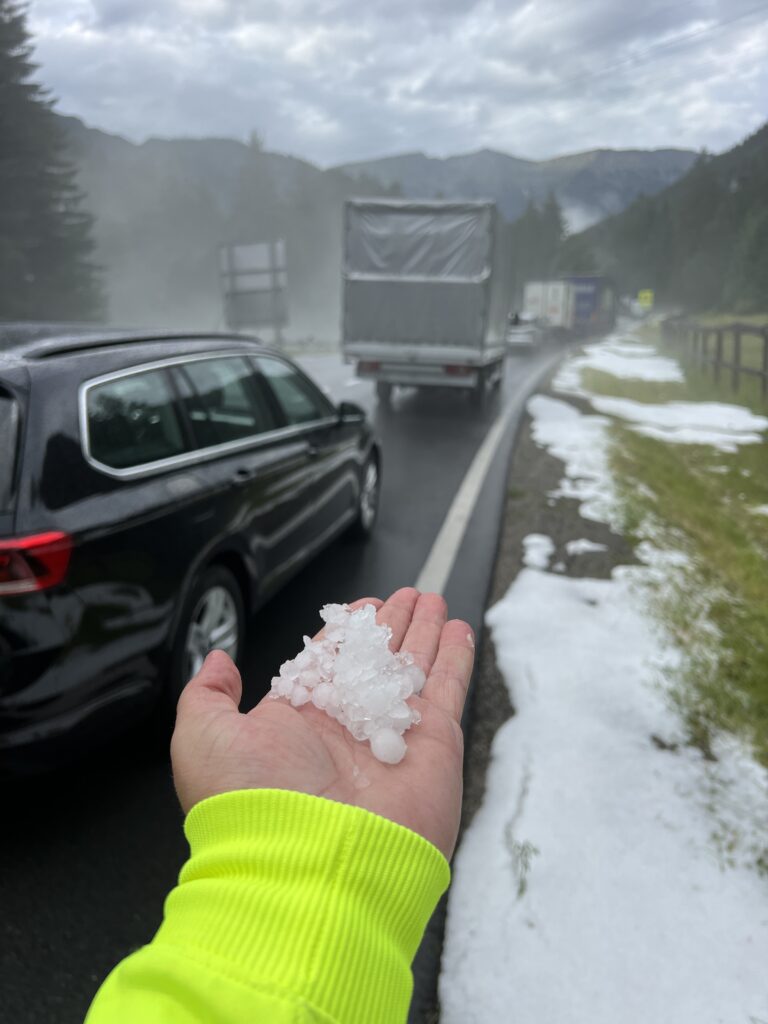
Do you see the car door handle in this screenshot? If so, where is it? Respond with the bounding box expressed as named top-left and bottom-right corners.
top-left (232, 467), bottom-right (254, 483)
top-left (306, 444), bottom-right (320, 458)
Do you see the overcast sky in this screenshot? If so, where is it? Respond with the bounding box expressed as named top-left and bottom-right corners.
top-left (28, 0), bottom-right (768, 166)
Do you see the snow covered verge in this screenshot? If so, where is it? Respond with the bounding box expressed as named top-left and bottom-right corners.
top-left (440, 331), bottom-right (768, 1023)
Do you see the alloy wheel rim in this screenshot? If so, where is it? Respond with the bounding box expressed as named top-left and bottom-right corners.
top-left (184, 585), bottom-right (239, 681)
top-left (360, 461), bottom-right (379, 529)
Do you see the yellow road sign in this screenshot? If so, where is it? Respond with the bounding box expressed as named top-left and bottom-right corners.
top-left (638, 289), bottom-right (654, 309)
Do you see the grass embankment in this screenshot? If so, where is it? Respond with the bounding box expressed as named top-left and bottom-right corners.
top-left (581, 333), bottom-right (768, 769)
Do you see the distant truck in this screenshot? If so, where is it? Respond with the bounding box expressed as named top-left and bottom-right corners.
top-left (522, 276), bottom-right (616, 336)
top-left (342, 199), bottom-right (509, 404)
top-left (522, 280), bottom-right (575, 333)
top-left (565, 275), bottom-right (616, 334)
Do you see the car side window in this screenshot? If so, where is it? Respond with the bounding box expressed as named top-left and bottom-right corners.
top-left (87, 369), bottom-right (186, 470)
top-left (256, 356), bottom-right (334, 426)
top-left (179, 356), bottom-right (277, 446)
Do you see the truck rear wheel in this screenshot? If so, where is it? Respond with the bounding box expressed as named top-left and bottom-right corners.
top-left (471, 374), bottom-right (487, 409)
top-left (376, 381), bottom-right (393, 405)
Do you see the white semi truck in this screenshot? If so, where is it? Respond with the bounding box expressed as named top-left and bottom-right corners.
top-left (522, 280), bottom-right (576, 333)
top-left (342, 199), bottom-right (510, 405)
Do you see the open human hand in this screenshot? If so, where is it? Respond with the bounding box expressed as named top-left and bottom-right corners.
top-left (171, 587), bottom-right (475, 859)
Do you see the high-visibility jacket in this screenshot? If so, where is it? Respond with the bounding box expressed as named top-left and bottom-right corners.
top-left (85, 788), bottom-right (449, 1023)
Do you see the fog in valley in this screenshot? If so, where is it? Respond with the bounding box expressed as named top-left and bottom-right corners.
top-left (62, 114), bottom-right (703, 339)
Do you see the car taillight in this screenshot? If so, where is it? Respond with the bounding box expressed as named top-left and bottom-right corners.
top-left (358, 361), bottom-right (381, 373)
top-left (0, 532), bottom-right (72, 596)
top-left (444, 364), bottom-right (474, 376)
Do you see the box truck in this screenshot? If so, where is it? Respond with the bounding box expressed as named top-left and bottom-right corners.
top-left (342, 199), bottom-right (509, 405)
top-left (522, 280), bottom-right (575, 332)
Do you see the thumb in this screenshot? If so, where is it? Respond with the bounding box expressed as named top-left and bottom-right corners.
top-left (177, 649), bottom-right (243, 717)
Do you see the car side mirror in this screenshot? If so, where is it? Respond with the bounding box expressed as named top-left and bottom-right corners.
top-left (337, 400), bottom-right (366, 423)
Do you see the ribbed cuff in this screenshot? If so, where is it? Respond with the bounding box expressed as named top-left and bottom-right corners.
top-left (154, 790), bottom-right (450, 1024)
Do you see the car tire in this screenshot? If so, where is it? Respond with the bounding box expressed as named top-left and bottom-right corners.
top-left (168, 564), bottom-right (246, 713)
top-left (348, 456), bottom-right (380, 540)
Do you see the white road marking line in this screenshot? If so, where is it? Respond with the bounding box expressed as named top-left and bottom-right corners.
top-left (415, 400), bottom-right (517, 595)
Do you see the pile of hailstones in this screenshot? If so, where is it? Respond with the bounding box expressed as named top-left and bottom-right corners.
top-left (270, 603), bottom-right (426, 764)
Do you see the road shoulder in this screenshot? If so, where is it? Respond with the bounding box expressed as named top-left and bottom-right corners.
top-left (460, 401), bottom-right (637, 832)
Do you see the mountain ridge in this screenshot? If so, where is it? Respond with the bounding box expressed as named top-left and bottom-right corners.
top-left (335, 145), bottom-right (698, 226)
top-left (55, 113), bottom-right (701, 330)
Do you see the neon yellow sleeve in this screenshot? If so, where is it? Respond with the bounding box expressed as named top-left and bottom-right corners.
top-left (85, 789), bottom-right (450, 1024)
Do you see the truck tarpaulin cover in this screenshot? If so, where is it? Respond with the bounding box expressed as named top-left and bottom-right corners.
top-left (344, 200), bottom-right (497, 347)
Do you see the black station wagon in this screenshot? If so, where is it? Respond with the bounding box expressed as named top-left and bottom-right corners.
top-left (0, 326), bottom-right (380, 767)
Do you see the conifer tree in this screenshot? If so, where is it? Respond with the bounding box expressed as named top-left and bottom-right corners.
top-left (0, 0), bottom-right (102, 320)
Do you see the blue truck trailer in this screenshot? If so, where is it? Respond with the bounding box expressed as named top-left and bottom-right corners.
top-left (563, 275), bottom-right (616, 334)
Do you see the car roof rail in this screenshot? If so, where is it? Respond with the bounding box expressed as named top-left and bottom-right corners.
top-left (2, 326), bottom-right (262, 360)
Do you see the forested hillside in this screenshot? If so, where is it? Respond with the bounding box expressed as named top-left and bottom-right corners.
top-left (338, 147), bottom-right (697, 228)
top-left (584, 122), bottom-right (768, 312)
top-left (59, 116), bottom-right (701, 335)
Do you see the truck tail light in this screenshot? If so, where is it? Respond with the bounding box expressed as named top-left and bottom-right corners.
top-left (0, 531), bottom-right (72, 596)
top-left (444, 364), bottom-right (474, 377)
top-left (358, 361), bottom-right (381, 373)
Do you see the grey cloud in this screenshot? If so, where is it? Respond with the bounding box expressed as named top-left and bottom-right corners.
top-left (91, 0), bottom-right (156, 28)
top-left (27, 0), bottom-right (768, 165)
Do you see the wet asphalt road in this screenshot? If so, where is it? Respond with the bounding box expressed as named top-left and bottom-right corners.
top-left (0, 348), bottom-right (560, 1024)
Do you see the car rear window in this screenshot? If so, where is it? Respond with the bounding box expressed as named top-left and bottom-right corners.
top-left (0, 389), bottom-right (19, 510)
top-left (86, 369), bottom-right (187, 470)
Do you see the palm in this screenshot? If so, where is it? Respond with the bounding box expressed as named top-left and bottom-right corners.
top-left (172, 589), bottom-right (474, 859)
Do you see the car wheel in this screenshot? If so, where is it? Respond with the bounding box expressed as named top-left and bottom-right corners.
top-left (171, 565), bottom-right (245, 707)
top-left (348, 456), bottom-right (380, 539)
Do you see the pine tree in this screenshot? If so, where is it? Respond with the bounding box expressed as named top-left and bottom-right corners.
top-left (0, 1), bottom-right (102, 320)
top-left (505, 193), bottom-right (570, 302)
top-left (540, 191), bottom-right (566, 268)
top-left (556, 232), bottom-right (597, 274)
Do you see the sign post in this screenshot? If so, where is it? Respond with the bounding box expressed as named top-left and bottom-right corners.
top-left (219, 240), bottom-right (288, 345)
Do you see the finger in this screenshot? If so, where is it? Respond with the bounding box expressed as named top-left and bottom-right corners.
top-left (349, 596), bottom-right (384, 613)
top-left (420, 619), bottom-right (475, 722)
top-left (399, 592), bottom-right (448, 676)
top-left (177, 649), bottom-right (243, 715)
top-left (375, 587), bottom-right (420, 652)
top-left (312, 596), bottom-right (384, 641)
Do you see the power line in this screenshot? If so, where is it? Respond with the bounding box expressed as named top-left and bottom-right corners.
top-left (554, 1), bottom-right (768, 92)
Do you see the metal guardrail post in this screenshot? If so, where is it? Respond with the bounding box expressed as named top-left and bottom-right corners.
top-left (733, 328), bottom-right (741, 392)
top-left (662, 317), bottom-right (768, 398)
top-left (714, 329), bottom-right (723, 383)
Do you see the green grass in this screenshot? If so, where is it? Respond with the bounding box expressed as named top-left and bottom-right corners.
top-left (583, 327), bottom-right (768, 768)
top-left (582, 363), bottom-right (768, 413)
top-left (584, 321), bottom-right (768, 413)
top-left (610, 428), bottom-right (768, 768)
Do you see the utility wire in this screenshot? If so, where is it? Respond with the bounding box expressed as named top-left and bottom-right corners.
top-left (554, 0), bottom-right (768, 91)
